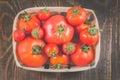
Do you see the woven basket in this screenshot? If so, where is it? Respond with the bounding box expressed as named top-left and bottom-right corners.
top-left (12, 7), bottom-right (100, 72)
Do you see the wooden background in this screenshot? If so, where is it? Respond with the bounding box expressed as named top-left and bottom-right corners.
top-left (0, 0), bottom-right (120, 80)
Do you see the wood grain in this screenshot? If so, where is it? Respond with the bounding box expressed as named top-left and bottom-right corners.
top-left (0, 0), bottom-right (120, 80)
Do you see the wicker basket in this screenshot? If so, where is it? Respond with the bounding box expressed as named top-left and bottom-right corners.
top-left (12, 7), bottom-right (100, 72)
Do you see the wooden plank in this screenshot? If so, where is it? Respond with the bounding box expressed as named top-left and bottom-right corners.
top-left (111, 0), bottom-right (120, 80)
top-left (0, 0), bottom-right (120, 80)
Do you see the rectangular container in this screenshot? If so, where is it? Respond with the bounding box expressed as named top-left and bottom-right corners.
top-left (12, 7), bottom-right (100, 72)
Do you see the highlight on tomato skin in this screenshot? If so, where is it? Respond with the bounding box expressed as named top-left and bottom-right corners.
top-left (62, 42), bottom-right (76, 55)
top-left (43, 15), bottom-right (74, 44)
top-left (17, 11), bottom-right (40, 33)
top-left (31, 27), bottom-right (44, 40)
top-left (79, 25), bottom-right (99, 46)
top-left (13, 29), bottom-right (25, 41)
top-left (37, 8), bottom-right (51, 20)
top-left (50, 54), bottom-right (69, 69)
top-left (16, 37), bottom-right (48, 67)
top-left (44, 43), bottom-right (59, 57)
top-left (76, 23), bottom-right (90, 33)
top-left (66, 6), bottom-right (87, 26)
top-left (70, 45), bottom-right (95, 67)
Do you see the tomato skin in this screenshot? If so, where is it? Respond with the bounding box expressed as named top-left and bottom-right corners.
top-left (13, 30), bottom-right (25, 41)
top-left (17, 37), bottom-right (48, 67)
top-left (38, 8), bottom-right (50, 20)
top-left (44, 43), bottom-right (59, 57)
top-left (76, 23), bottom-right (89, 33)
top-left (71, 45), bottom-right (94, 66)
top-left (17, 13), bottom-right (40, 33)
top-left (31, 28), bottom-right (44, 39)
top-left (62, 42), bottom-right (76, 55)
top-left (66, 6), bottom-right (87, 26)
top-left (80, 29), bottom-right (99, 46)
top-left (43, 15), bottom-right (74, 44)
top-left (50, 54), bottom-right (69, 66)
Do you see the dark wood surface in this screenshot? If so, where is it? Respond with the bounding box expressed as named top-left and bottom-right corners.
top-left (0, 0), bottom-right (120, 80)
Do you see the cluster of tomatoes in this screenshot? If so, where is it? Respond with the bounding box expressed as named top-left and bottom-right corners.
top-left (13, 6), bottom-right (99, 69)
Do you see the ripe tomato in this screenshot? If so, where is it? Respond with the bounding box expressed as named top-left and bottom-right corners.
top-left (43, 15), bottom-right (74, 44)
top-left (50, 54), bottom-right (69, 68)
top-left (71, 45), bottom-right (94, 66)
top-left (79, 26), bottom-right (99, 46)
top-left (62, 42), bottom-right (76, 55)
top-left (17, 37), bottom-right (48, 67)
top-left (31, 27), bottom-right (44, 39)
top-left (76, 23), bottom-right (89, 33)
top-left (13, 29), bottom-right (25, 41)
top-left (38, 8), bottom-right (50, 20)
top-left (17, 11), bottom-right (40, 33)
top-left (66, 6), bottom-right (87, 26)
top-left (44, 43), bottom-right (59, 57)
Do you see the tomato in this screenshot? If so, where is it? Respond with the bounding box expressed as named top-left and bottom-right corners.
top-left (66, 6), bottom-right (87, 26)
top-left (62, 42), bottom-right (76, 55)
top-left (76, 23), bottom-right (89, 33)
top-left (43, 15), bottom-right (74, 44)
top-left (50, 54), bottom-right (69, 68)
top-left (38, 8), bottom-right (50, 20)
top-left (13, 29), bottom-right (25, 41)
top-left (79, 26), bottom-right (99, 46)
top-left (17, 37), bottom-right (48, 67)
top-left (31, 27), bottom-right (44, 39)
top-left (71, 45), bottom-right (94, 66)
top-left (44, 43), bottom-right (59, 57)
top-left (17, 11), bottom-right (40, 33)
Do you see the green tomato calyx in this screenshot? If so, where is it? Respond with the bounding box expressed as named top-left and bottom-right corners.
top-left (88, 25), bottom-right (98, 35)
top-left (82, 45), bottom-right (90, 52)
top-left (32, 28), bottom-right (39, 40)
top-left (32, 46), bottom-right (42, 54)
top-left (24, 11), bottom-right (31, 22)
top-left (66, 44), bottom-right (75, 53)
top-left (55, 64), bottom-right (62, 69)
top-left (50, 51), bottom-right (56, 57)
top-left (41, 8), bottom-right (48, 13)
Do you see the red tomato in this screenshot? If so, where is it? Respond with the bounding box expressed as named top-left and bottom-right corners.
top-left (50, 54), bottom-right (69, 68)
top-left (31, 27), bottom-right (44, 39)
top-left (80, 26), bottom-right (99, 46)
top-left (62, 42), bottom-right (76, 55)
top-left (13, 29), bottom-right (25, 41)
top-left (76, 23), bottom-right (89, 33)
top-left (38, 8), bottom-right (50, 20)
top-left (66, 6), bottom-right (87, 26)
top-left (17, 12), bottom-right (40, 33)
top-left (44, 43), bottom-right (59, 57)
top-left (71, 45), bottom-right (94, 66)
top-left (43, 15), bottom-right (74, 44)
top-left (17, 37), bottom-right (48, 67)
